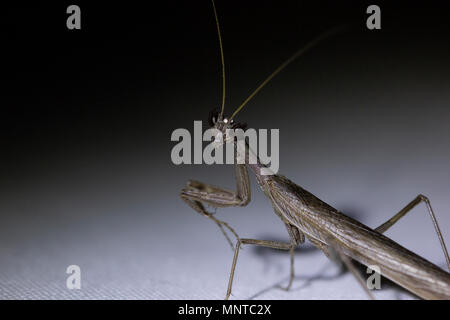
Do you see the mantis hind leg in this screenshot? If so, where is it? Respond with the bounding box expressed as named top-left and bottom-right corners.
top-left (375, 194), bottom-right (450, 271)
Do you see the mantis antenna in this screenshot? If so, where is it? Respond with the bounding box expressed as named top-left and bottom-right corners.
top-left (211, 0), bottom-right (226, 120)
top-left (229, 25), bottom-right (347, 121)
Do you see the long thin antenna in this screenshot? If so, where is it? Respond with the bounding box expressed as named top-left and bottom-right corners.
top-left (229, 25), bottom-right (347, 121)
top-left (211, 0), bottom-right (226, 119)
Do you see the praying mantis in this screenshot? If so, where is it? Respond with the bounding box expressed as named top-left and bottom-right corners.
top-left (180, 0), bottom-right (450, 300)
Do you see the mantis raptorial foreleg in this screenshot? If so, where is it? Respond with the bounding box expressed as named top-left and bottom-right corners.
top-left (374, 194), bottom-right (450, 271)
top-left (180, 164), bottom-right (251, 248)
top-left (182, 163), bottom-right (303, 297)
top-left (181, 196), bottom-right (240, 249)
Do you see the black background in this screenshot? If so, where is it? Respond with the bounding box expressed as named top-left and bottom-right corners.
top-left (3, 1), bottom-right (450, 168)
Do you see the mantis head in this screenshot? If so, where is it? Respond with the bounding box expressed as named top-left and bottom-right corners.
top-left (208, 108), bottom-right (247, 146)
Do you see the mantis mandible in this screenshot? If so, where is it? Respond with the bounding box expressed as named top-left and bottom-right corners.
top-left (180, 0), bottom-right (450, 300)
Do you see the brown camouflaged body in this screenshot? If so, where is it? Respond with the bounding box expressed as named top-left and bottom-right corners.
top-left (252, 172), bottom-right (450, 300)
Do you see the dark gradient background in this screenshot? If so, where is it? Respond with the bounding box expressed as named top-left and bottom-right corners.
top-left (1, 1), bottom-right (450, 299)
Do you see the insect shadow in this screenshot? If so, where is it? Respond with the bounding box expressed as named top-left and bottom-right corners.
top-left (248, 260), bottom-right (343, 300)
